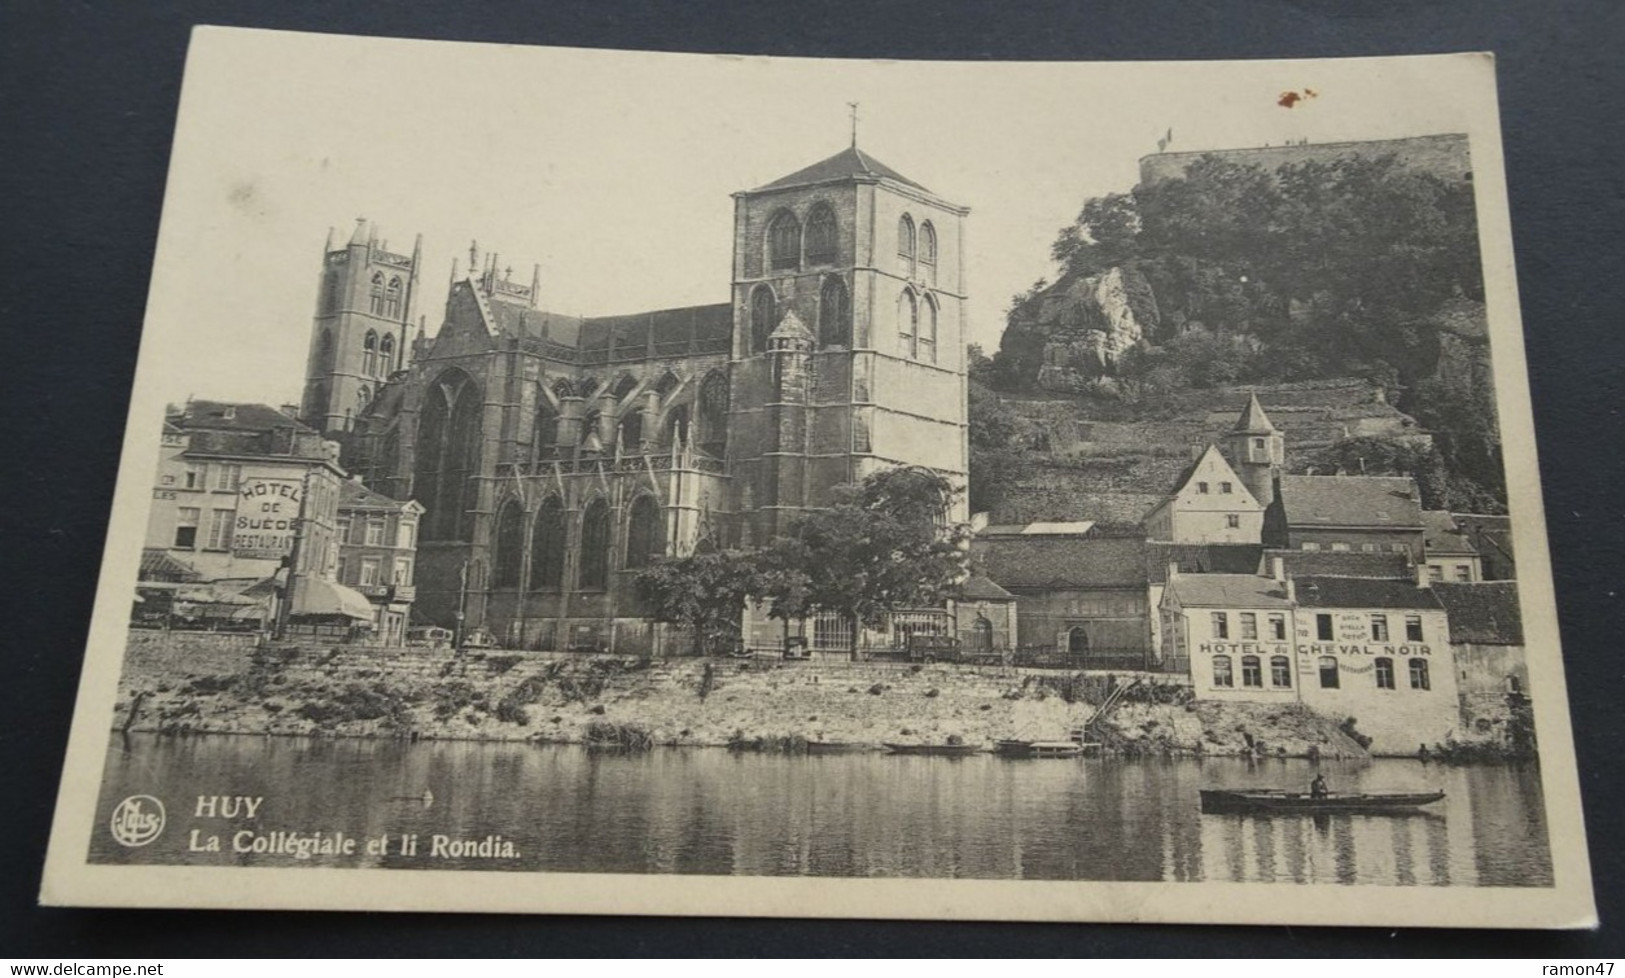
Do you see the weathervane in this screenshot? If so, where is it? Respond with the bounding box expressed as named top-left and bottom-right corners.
top-left (848, 101), bottom-right (860, 149)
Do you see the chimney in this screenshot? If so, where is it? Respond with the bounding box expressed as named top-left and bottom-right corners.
top-left (280, 403), bottom-right (300, 419)
top-left (1284, 575), bottom-right (1296, 604)
top-left (1270, 555), bottom-right (1286, 582)
top-left (1167, 561), bottom-right (1180, 583)
top-left (222, 405), bottom-right (236, 421)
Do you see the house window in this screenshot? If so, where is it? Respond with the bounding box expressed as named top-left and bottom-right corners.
top-left (1196, 482), bottom-right (1210, 494)
top-left (1316, 613), bottom-right (1333, 641)
top-left (1252, 437), bottom-right (1264, 452)
top-left (1455, 565), bottom-right (1472, 582)
top-left (1270, 655), bottom-right (1292, 688)
top-left (1361, 543), bottom-right (1377, 553)
top-left (1318, 656), bottom-right (1340, 688)
top-left (1067, 626), bottom-right (1091, 654)
top-left (1226, 514), bottom-right (1241, 529)
top-left (1239, 613), bottom-right (1257, 640)
top-left (1211, 612), bottom-right (1228, 639)
top-left (1330, 542), bottom-right (1351, 552)
top-left (393, 559), bottom-right (413, 586)
top-left (335, 556), bottom-right (348, 584)
top-left (365, 518), bottom-right (385, 546)
top-left (1302, 542), bottom-right (1321, 551)
top-left (360, 557), bottom-right (380, 586)
top-left (1375, 657), bottom-right (1396, 690)
top-left (1428, 565), bottom-right (1444, 582)
top-left (1409, 658), bottom-right (1431, 691)
top-left (1241, 655), bottom-right (1262, 688)
top-left (804, 203), bottom-right (837, 264)
top-left (173, 507), bottom-right (200, 549)
top-left (1220, 481), bottom-right (1233, 494)
top-left (1212, 655), bottom-right (1233, 688)
top-left (1370, 614), bottom-right (1389, 641)
top-left (214, 463), bottom-right (241, 492)
top-left (397, 520), bottom-right (415, 549)
top-left (336, 517), bottom-right (351, 544)
top-left (205, 508), bottom-right (234, 550)
top-left (183, 464), bottom-right (204, 490)
top-left (1405, 615), bottom-right (1424, 642)
top-left (768, 211), bottom-right (800, 270)
top-left (1268, 614), bottom-right (1286, 640)
top-left (1391, 543), bottom-right (1408, 553)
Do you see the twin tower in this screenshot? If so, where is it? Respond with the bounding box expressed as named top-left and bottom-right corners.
top-left (298, 144), bottom-right (971, 649)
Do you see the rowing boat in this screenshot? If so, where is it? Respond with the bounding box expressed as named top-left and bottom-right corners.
top-left (882, 742), bottom-right (984, 756)
top-left (1199, 788), bottom-right (1445, 814)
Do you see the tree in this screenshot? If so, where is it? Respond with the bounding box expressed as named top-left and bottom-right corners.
top-left (633, 549), bottom-right (764, 657)
top-left (758, 467), bottom-right (971, 658)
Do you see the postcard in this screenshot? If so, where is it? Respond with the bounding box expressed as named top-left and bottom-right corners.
top-left (40, 28), bottom-right (1596, 927)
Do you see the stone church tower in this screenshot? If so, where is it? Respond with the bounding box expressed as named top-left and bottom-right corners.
top-left (301, 220), bottom-right (422, 435)
top-left (1221, 392), bottom-right (1285, 508)
top-left (726, 145), bottom-right (971, 543)
top-left (324, 142), bottom-right (970, 655)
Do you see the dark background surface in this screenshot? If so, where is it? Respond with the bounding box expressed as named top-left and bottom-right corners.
top-left (2, 0), bottom-right (1622, 957)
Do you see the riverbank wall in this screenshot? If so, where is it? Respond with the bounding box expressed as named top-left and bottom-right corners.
top-left (116, 632), bottom-right (1377, 756)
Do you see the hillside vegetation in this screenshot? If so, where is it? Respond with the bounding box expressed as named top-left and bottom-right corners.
top-left (972, 151), bottom-right (1505, 518)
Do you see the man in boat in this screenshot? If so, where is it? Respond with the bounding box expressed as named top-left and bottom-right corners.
top-left (1309, 773), bottom-right (1330, 799)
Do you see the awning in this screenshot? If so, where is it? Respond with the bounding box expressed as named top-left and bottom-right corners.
top-left (292, 576), bottom-right (376, 621)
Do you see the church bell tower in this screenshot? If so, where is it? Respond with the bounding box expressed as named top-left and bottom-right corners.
top-left (301, 219), bottom-right (422, 435)
top-left (726, 142), bottom-right (971, 541)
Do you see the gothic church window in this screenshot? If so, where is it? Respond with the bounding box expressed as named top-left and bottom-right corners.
top-left (819, 276), bottom-right (851, 348)
top-left (533, 400), bottom-right (558, 461)
top-left (379, 333), bottom-right (395, 374)
top-left (919, 221), bottom-right (937, 284)
top-left (363, 331), bottom-right (379, 376)
top-left (699, 371), bottom-right (729, 458)
top-left (492, 500), bottom-right (524, 587)
top-left (413, 369), bottom-right (482, 541)
top-left (385, 276), bottom-right (403, 318)
top-left (919, 295), bottom-right (938, 363)
top-left (624, 495), bottom-right (664, 569)
top-left (579, 498), bottom-right (611, 589)
top-left (898, 290), bottom-right (918, 359)
top-left (750, 285), bottom-right (777, 355)
top-left (804, 203), bottom-right (838, 265)
top-left (530, 496), bottom-right (566, 589)
top-left (619, 410), bottom-right (643, 453)
top-left (369, 272), bottom-right (385, 314)
top-left (897, 214), bottom-right (916, 271)
top-left (768, 210), bottom-right (800, 270)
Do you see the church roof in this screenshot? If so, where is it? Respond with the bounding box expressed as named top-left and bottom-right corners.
top-left (755, 146), bottom-right (931, 194)
top-left (1232, 392), bottom-right (1277, 434)
top-left (769, 308), bottom-right (815, 343)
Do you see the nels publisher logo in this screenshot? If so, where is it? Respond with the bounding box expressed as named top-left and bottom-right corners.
top-left (109, 795), bottom-right (165, 847)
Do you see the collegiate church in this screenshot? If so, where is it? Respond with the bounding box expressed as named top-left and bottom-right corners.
top-left (298, 144), bottom-right (971, 654)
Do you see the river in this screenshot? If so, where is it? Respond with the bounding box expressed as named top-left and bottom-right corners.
top-left (90, 734), bottom-right (1552, 886)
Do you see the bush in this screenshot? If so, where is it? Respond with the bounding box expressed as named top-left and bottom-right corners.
top-left (586, 721), bottom-right (653, 750)
top-left (493, 699), bottom-right (531, 725)
top-left (867, 683), bottom-right (887, 696)
top-left (485, 654), bottom-right (524, 676)
top-left (923, 688), bottom-right (940, 699)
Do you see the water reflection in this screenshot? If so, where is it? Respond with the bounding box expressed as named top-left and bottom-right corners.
top-left (91, 735), bottom-right (1552, 886)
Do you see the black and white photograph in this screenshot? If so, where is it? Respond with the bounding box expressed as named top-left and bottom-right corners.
top-left (38, 29), bottom-right (1595, 928)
